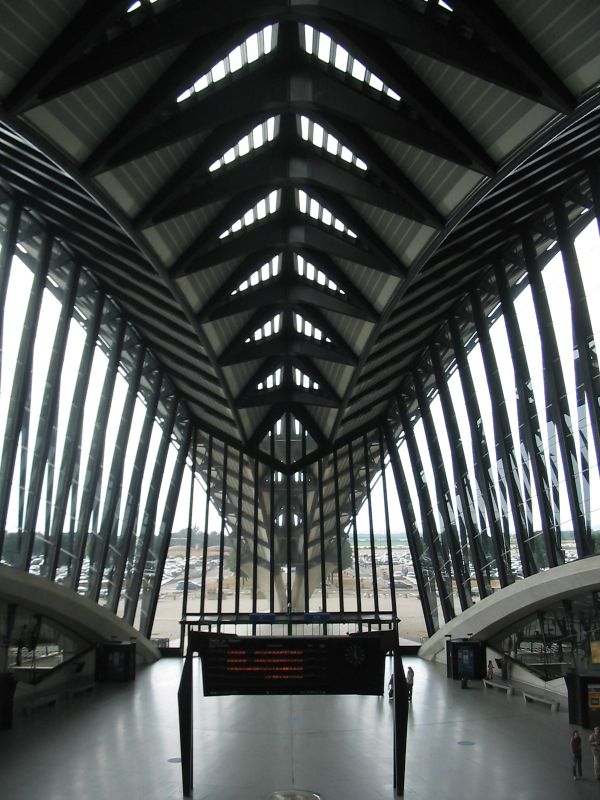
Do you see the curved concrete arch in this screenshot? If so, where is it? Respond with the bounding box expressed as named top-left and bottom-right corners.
top-left (419, 555), bottom-right (600, 662)
top-left (0, 565), bottom-right (160, 664)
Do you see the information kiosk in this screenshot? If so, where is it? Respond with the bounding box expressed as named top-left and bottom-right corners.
top-left (178, 629), bottom-right (409, 796)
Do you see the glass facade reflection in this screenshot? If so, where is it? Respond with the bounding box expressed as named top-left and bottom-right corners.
top-left (488, 591), bottom-right (600, 681)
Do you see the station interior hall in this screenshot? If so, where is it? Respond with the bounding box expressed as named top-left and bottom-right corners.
top-left (2, 1), bottom-right (600, 798)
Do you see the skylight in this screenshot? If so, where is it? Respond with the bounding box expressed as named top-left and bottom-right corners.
top-left (299, 115), bottom-right (367, 171)
top-left (177, 24), bottom-right (277, 103)
top-left (246, 313), bottom-right (281, 342)
top-left (296, 189), bottom-right (357, 239)
top-left (209, 117), bottom-right (278, 173)
top-left (127, 0), bottom-right (158, 12)
top-left (295, 253), bottom-right (344, 295)
top-left (302, 25), bottom-right (401, 103)
top-left (219, 190), bottom-right (280, 239)
top-left (257, 368), bottom-right (282, 390)
top-left (231, 254), bottom-right (281, 295)
top-left (294, 313), bottom-right (330, 343)
top-left (275, 511), bottom-right (302, 526)
top-left (294, 368), bottom-right (319, 390)
top-left (421, 0), bottom-right (453, 11)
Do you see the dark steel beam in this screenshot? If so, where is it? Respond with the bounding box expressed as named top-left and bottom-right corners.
top-left (72, 315), bottom-right (127, 590)
top-left (219, 330), bottom-right (356, 367)
top-left (4, 1), bottom-right (129, 113)
top-left (236, 353), bottom-right (340, 407)
top-left (133, 113), bottom-right (270, 226)
top-left (22, 264), bottom-right (81, 569)
top-left (523, 229), bottom-right (591, 557)
top-left (318, 18), bottom-right (496, 176)
top-left (171, 213), bottom-right (404, 277)
top-left (412, 365), bottom-right (470, 611)
top-left (47, 289), bottom-right (105, 582)
top-left (451, 0), bottom-right (576, 113)
top-left (553, 197), bottom-right (600, 495)
top-left (88, 341), bottom-right (146, 600)
top-left (397, 392), bottom-right (455, 623)
top-left (449, 316), bottom-right (511, 588)
top-left (237, 387), bottom-right (338, 410)
top-left (106, 368), bottom-right (163, 612)
top-left (144, 413), bottom-right (191, 638)
top-left (470, 289), bottom-right (534, 578)
top-left (203, 273), bottom-right (373, 322)
top-left (304, 111), bottom-right (447, 226)
top-left (0, 229), bottom-right (53, 544)
top-left (493, 263), bottom-right (562, 569)
top-left (151, 144), bottom-right (423, 224)
top-left (245, 402), bottom-right (328, 454)
top-left (430, 342), bottom-right (490, 600)
top-left (383, 419), bottom-right (436, 637)
top-left (109, 58), bottom-right (484, 169)
top-left (83, 22), bottom-right (265, 175)
top-left (124, 394), bottom-right (178, 625)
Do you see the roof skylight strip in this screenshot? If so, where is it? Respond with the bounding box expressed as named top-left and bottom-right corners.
top-left (294, 367), bottom-right (319, 390)
top-left (296, 189), bottom-right (357, 239)
top-left (127, 0), bottom-right (159, 13)
top-left (246, 313), bottom-right (282, 343)
top-left (299, 115), bottom-right (367, 171)
top-left (177, 24), bottom-right (277, 103)
top-left (232, 254), bottom-right (281, 295)
top-left (422, 0), bottom-right (453, 11)
top-left (295, 254), bottom-right (344, 295)
top-left (219, 190), bottom-right (280, 240)
top-left (294, 312), bottom-right (331, 343)
top-left (209, 117), bottom-right (279, 173)
top-left (302, 24), bottom-right (401, 103)
top-left (258, 368), bottom-right (282, 390)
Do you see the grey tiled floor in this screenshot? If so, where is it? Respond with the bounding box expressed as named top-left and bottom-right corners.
top-left (0, 655), bottom-right (597, 799)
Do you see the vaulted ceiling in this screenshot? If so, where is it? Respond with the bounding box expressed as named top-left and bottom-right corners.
top-left (1, 0), bottom-right (600, 464)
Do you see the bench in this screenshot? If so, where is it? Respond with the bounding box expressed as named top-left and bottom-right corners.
top-left (483, 679), bottom-right (514, 695)
top-left (522, 691), bottom-right (560, 712)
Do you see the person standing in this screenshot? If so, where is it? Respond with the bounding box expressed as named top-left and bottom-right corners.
top-left (406, 666), bottom-right (414, 702)
top-left (589, 726), bottom-right (600, 780)
top-left (571, 730), bottom-right (583, 780)
top-left (486, 660), bottom-right (494, 681)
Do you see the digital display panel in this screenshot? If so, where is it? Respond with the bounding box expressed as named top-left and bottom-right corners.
top-left (189, 631), bottom-right (390, 696)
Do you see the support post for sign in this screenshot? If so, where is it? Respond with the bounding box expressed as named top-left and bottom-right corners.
top-left (178, 629), bottom-right (406, 797)
top-left (178, 645), bottom-right (194, 797)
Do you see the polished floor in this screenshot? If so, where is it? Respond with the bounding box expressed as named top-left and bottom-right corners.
top-left (0, 654), bottom-right (597, 800)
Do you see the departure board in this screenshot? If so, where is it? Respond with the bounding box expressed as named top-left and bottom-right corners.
top-left (189, 631), bottom-right (391, 696)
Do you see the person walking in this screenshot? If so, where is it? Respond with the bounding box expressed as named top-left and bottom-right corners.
top-left (406, 666), bottom-right (414, 702)
top-left (589, 726), bottom-right (600, 780)
top-left (571, 730), bottom-right (583, 780)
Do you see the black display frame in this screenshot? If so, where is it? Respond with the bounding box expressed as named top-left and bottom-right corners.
top-left (178, 628), bottom-right (408, 796)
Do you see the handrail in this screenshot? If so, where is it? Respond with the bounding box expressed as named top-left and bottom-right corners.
top-left (18, 644), bottom-right (96, 687)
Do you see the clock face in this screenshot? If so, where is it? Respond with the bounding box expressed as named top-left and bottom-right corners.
top-left (344, 643), bottom-right (366, 666)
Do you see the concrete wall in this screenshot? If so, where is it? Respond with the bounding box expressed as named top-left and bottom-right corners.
top-left (0, 564), bottom-right (160, 664)
top-left (419, 555), bottom-right (600, 694)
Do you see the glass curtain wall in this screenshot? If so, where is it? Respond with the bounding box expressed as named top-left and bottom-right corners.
top-left (0, 200), bottom-right (191, 642)
top-left (169, 423), bottom-right (423, 646)
top-left (383, 169), bottom-right (600, 636)
top-left (3, 169), bottom-right (600, 647)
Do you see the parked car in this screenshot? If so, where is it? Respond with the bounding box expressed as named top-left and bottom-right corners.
top-left (176, 580), bottom-right (201, 590)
